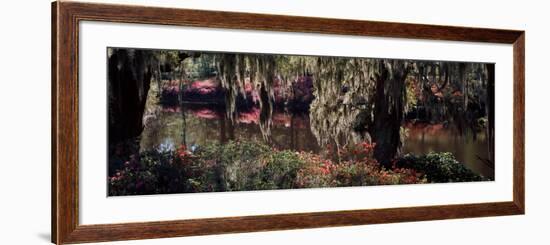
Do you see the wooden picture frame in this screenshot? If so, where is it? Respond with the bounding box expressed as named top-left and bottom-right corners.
top-left (52, 1), bottom-right (525, 244)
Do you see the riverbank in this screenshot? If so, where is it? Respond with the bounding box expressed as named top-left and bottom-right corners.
top-left (108, 140), bottom-right (486, 196)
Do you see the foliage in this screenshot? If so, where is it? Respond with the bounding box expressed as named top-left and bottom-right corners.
top-left (183, 54), bottom-right (217, 79)
top-left (258, 151), bottom-right (304, 190)
top-left (198, 141), bottom-right (271, 191)
top-left (295, 142), bottom-right (427, 187)
top-left (110, 47), bottom-right (494, 172)
top-left (109, 141), bottom-right (430, 196)
top-left (394, 152), bottom-right (487, 183)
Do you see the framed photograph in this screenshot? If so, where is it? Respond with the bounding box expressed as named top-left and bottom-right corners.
top-left (52, 1), bottom-right (524, 244)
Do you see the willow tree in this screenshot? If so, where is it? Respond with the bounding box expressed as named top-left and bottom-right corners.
top-left (453, 62), bottom-right (494, 164)
top-left (153, 51), bottom-right (174, 98)
top-left (307, 57), bottom-right (412, 167)
top-left (368, 60), bottom-right (413, 167)
top-left (413, 61), bottom-right (494, 164)
top-left (211, 53), bottom-right (494, 167)
top-left (215, 54), bottom-right (281, 142)
top-left (213, 53), bottom-right (415, 167)
top-left (108, 48), bottom-right (155, 145)
top-left (108, 49), bottom-right (195, 146)
top-left (308, 57), bottom-right (373, 156)
top-left (413, 62), bottom-right (492, 130)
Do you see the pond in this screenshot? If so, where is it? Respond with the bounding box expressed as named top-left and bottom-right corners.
top-left (403, 124), bottom-right (493, 179)
top-left (140, 104), bottom-right (494, 180)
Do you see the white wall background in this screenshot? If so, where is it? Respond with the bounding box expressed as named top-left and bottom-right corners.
top-left (0, 0), bottom-right (547, 244)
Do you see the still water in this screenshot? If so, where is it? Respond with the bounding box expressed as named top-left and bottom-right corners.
top-left (140, 106), bottom-right (494, 179)
top-left (402, 125), bottom-right (493, 179)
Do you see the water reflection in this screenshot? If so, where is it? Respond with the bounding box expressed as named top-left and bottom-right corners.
top-left (140, 105), bottom-right (320, 156)
top-left (402, 123), bottom-right (493, 179)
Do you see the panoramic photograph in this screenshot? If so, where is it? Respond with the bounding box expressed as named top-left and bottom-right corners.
top-left (107, 47), bottom-right (495, 196)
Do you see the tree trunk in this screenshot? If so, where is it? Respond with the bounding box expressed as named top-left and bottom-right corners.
top-left (108, 49), bottom-right (154, 144)
top-left (369, 60), bottom-right (408, 168)
top-left (179, 78), bottom-right (187, 146)
top-left (259, 83), bottom-right (273, 143)
top-left (157, 60), bottom-right (162, 98)
top-left (227, 116), bottom-right (235, 141)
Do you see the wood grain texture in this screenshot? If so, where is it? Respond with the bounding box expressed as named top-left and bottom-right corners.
top-left (513, 33), bottom-right (525, 213)
top-left (53, 1), bottom-right (80, 244)
top-left (51, 1), bottom-right (525, 244)
top-left (64, 202), bottom-right (521, 244)
top-left (61, 1), bottom-right (522, 43)
top-left (51, 1), bottom-right (58, 243)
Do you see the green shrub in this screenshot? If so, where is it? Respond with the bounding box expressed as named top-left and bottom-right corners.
top-left (259, 150), bottom-right (304, 190)
top-left (331, 161), bottom-right (378, 186)
top-left (394, 152), bottom-right (486, 183)
top-left (195, 141), bottom-right (271, 191)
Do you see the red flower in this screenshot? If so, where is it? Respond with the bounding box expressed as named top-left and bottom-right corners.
top-left (176, 144), bottom-right (191, 159)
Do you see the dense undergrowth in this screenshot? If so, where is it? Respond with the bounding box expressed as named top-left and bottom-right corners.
top-left (109, 141), bottom-right (485, 196)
